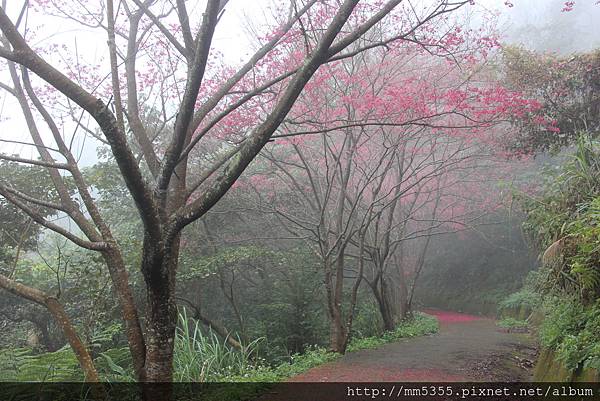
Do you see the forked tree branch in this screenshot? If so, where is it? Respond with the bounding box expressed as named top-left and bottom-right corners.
top-left (0, 6), bottom-right (162, 242)
top-left (0, 185), bottom-right (108, 251)
top-left (157, 0), bottom-right (223, 196)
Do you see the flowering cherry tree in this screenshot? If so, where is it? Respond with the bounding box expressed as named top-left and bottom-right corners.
top-left (0, 0), bottom-right (489, 382)
top-left (245, 11), bottom-right (541, 350)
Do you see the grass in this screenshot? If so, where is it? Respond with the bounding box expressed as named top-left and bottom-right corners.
top-left (497, 317), bottom-right (529, 330)
top-left (0, 312), bottom-right (438, 388)
top-left (222, 312), bottom-right (439, 382)
top-left (0, 312), bottom-right (439, 401)
top-left (347, 312), bottom-right (439, 352)
top-left (202, 312), bottom-right (438, 401)
top-left (174, 309), bottom-right (262, 382)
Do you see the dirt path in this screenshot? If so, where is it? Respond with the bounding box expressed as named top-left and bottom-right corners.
top-left (290, 310), bottom-right (537, 382)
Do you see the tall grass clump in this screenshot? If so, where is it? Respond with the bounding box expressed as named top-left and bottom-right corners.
top-left (173, 308), bottom-right (262, 381)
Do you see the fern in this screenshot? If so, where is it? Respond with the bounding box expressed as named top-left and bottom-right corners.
top-left (571, 262), bottom-right (600, 292)
top-left (0, 346), bottom-right (83, 382)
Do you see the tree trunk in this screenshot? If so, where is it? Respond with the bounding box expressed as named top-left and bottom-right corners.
top-left (327, 251), bottom-right (349, 353)
top-left (31, 312), bottom-right (62, 352)
top-left (141, 245), bottom-right (177, 382)
top-left (329, 313), bottom-right (348, 353)
top-left (102, 249), bottom-right (147, 380)
top-left (15, 308), bottom-right (63, 351)
top-left (0, 274), bottom-right (101, 382)
top-left (372, 265), bottom-right (409, 332)
top-left (46, 298), bottom-right (101, 382)
top-left (144, 290), bottom-right (177, 382)
top-left (382, 266), bottom-right (409, 327)
top-left (377, 291), bottom-right (396, 332)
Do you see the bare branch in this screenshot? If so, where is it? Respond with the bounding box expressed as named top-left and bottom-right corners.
top-left (157, 0), bottom-right (223, 196)
top-left (0, 181), bottom-right (67, 212)
top-left (0, 185), bottom-right (108, 251)
top-left (0, 153), bottom-right (70, 170)
top-left (130, 0), bottom-right (188, 58)
top-left (0, 80), bottom-right (15, 95)
top-left (187, 0), bottom-right (320, 139)
top-left (0, 7), bottom-right (161, 240)
top-left (185, 144), bottom-right (241, 199)
top-left (170, 0), bottom-right (363, 233)
top-left (123, 8), bottom-right (162, 178)
top-left (175, 0), bottom-right (194, 55)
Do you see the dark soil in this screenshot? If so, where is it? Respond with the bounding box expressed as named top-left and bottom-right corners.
top-left (290, 309), bottom-right (537, 382)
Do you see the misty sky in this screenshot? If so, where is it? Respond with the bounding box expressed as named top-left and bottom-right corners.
top-left (497, 0), bottom-right (600, 53)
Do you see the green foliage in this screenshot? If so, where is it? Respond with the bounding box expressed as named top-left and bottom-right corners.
top-left (539, 299), bottom-right (585, 351)
top-left (0, 160), bottom-right (63, 252)
top-left (0, 311), bottom-right (438, 385)
top-left (347, 312), bottom-right (438, 352)
top-left (180, 246), bottom-right (279, 281)
top-left (539, 299), bottom-right (600, 371)
top-left (231, 347), bottom-right (340, 382)
top-left (225, 312), bottom-right (438, 383)
top-left (199, 347), bottom-right (341, 401)
top-left (497, 318), bottom-right (529, 329)
top-left (520, 137), bottom-right (600, 300)
top-left (174, 309), bottom-right (262, 382)
top-left (498, 288), bottom-right (542, 312)
top-left (0, 346), bottom-right (82, 382)
top-left (2, 244), bottom-right (122, 351)
top-left (503, 47), bottom-right (600, 154)
top-left (350, 298), bottom-right (384, 339)
top-left (515, 137), bottom-right (600, 373)
top-left (96, 347), bottom-right (134, 381)
top-left (0, 324), bottom-right (138, 382)
top-left (180, 246), bottom-right (327, 362)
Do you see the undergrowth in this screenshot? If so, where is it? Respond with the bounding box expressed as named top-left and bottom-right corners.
top-left (538, 298), bottom-right (600, 371)
top-left (511, 138), bottom-right (600, 373)
top-left (0, 312), bottom-right (438, 384)
top-left (347, 312), bottom-right (438, 352)
top-left (222, 312), bottom-right (437, 382)
top-left (498, 289), bottom-right (541, 313)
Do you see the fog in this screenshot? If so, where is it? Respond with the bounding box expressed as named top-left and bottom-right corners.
top-left (1, 0), bottom-right (599, 389)
top-left (500, 0), bottom-right (600, 53)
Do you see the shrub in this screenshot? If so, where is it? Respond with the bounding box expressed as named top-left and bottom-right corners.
top-left (539, 299), bottom-right (600, 371)
top-left (539, 298), bottom-right (585, 350)
top-left (0, 312), bottom-right (439, 385)
top-left (347, 312), bottom-right (438, 352)
top-left (516, 137), bottom-right (600, 372)
top-left (520, 138), bottom-right (600, 301)
top-left (498, 290), bottom-right (541, 312)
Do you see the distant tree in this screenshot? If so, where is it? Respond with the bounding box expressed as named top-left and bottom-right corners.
top-left (503, 46), bottom-right (600, 154)
top-left (255, 17), bottom-right (535, 345)
top-left (0, 160), bottom-right (58, 261)
top-left (0, 160), bottom-right (65, 352)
